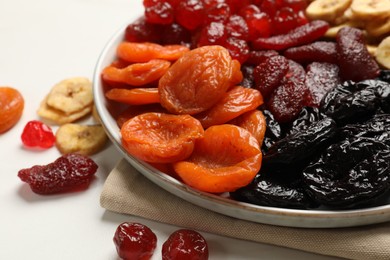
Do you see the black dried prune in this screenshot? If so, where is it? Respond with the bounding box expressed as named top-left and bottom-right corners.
top-left (230, 175), bottom-right (318, 209)
top-left (320, 80), bottom-right (357, 115)
top-left (264, 117), bottom-right (337, 165)
top-left (240, 65), bottom-right (255, 89)
top-left (303, 138), bottom-right (390, 208)
top-left (377, 70), bottom-right (390, 83)
top-left (262, 109), bottom-right (283, 152)
top-left (287, 106), bottom-right (326, 136)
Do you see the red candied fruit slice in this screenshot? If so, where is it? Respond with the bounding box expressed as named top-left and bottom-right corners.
top-left (267, 79), bottom-right (310, 123)
top-left (336, 27), bottom-right (380, 82)
top-left (162, 229), bottom-right (209, 260)
top-left (204, 2), bottom-right (231, 24)
top-left (283, 41), bottom-right (338, 64)
top-left (21, 120), bottom-right (56, 149)
top-left (285, 59), bottom-right (306, 84)
top-left (114, 222), bottom-right (157, 260)
top-left (246, 50), bottom-right (279, 65)
top-left (143, 0), bottom-right (174, 25)
top-left (175, 0), bottom-right (205, 30)
top-left (223, 37), bottom-right (250, 64)
top-left (272, 7), bottom-right (299, 35)
top-left (18, 153), bottom-right (98, 194)
top-left (240, 5), bottom-right (272, 40)
top-left (125, 17), bottom-right (162, 43)
top-left (252, 20), bottom-right (329, 51)
top-left (253, 55), bottom-right (289, 99)
top-left (304, 62), bottom-right (340, 107)
top-left (225, 15), bottom-right (249, 41)
top-left (198, 22), bottom-right (228, 47)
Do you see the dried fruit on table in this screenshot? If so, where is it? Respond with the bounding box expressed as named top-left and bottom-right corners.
top-left (283, 41), bottom-right (338, 65)
top-left (105, 88), bottom-right (160, 105)
top-left (18, 153), bottom-right (98, 194)
top-left (102, 59), bottom-right (171, 86)
top-left (195, 86), bottom-right (263, 128)
top-left (336, 27), bottom-right (380, 82)
top-left (55, 124), bottom-right (107, 155)
top-left (158, 45), bottom-right (243, 115)
top-left (173, 124), bottom-right (262, 193)
top-left (114, 222), bottom-right (157, 260)
top-left (162, 229), bottom-right (209, 260)
top-left (0, 86), bottom-right (24, 133)
top-left (21, 120), bottom-right (56, 148)
top-left (117, 42), bottom-right (189, 63)
top-left (252, 20), bottom-right (329, 51)
top-left (121, 112), bottom-right (204, 163)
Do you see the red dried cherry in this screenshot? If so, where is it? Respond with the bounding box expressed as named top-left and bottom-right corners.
top-left (113, 222), bottom-right (157, 260)
top-left (197, 22), bottom-right (228, 47)
top-left (143, 0), bottom-right (174, 25)
top-left (162, 229), bottom-right (209, 260)
top-left (175, 0), bottom-right (205, 30)
top-left (18, 153), bottom-right (98, 194)
top-left (21, 120), bottom-right (56, 149)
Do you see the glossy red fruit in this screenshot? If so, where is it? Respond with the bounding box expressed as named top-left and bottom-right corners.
top-left (225, 15), bottom-right (249, 41)
top-left (240, 5), bottom-right (271, 40)
top-left (21, 120), bottom-right (56, 149)
top-left (223, 37), bottom-right (250, 64)
top-left (175, 0), bottom-right (205, 30)
top-left (144, 0), bottom-right (174, 25)
top-left (114, 222), bottom-right (157, 260)
top-left (246, 50), bottom-right (279, 65)
top-left (204, 2), bottom-right (231, 24)
top-left (197, 22), bottom-right (228, 46)
top-left (18, 153), bottom-right (98, 194)
top-left (125, 17), bottom-right (162, 43)
top-left (162, 229), bottom-right (209, 260)
top-left (283, 41), bottom-right (338, 64)
top-left (272, 7), bottom-right (298, 35)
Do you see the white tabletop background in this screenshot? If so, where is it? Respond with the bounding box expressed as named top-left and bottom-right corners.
top-left (0, 0), bottom-right (343, 259)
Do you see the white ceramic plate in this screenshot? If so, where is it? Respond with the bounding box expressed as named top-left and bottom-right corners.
top-left (93, 22), bottom-right (390, 228)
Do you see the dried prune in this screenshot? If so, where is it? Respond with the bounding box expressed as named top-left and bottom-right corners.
top-left (287, 106), bottom-right (326, 136)
top-left (304, 62), bottom-right (340, 107)
top-left (283, 41), bottom-right (337, 65)
top-left (264, 117), bottom-right (337, 165)
top-left (18, 153), bottom-right (98, 194)
top-left (240, 65), bottom-right (255, 88)
top-left (262, 109), bottom-right (283, 152)
top-left (378, 70), bottom-right (390, 83)
top-left (303, 138), bottom-right (390, 208)
top-left (336, 27), bottom-right (380, 82)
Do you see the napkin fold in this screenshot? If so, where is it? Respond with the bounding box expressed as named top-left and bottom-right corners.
top-left (100, 159), bottom-right (390, 260)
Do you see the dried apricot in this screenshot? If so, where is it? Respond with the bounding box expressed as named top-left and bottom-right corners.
top-left (229, 110), bottom-right (267, 147)
top-left (105, 88), bottom-right (160, 105)
top-left (117, 42), bottom-right (190, 63)
top-left (102, 59), bottom-right (171, 86)
top-left (116, 104), bottom-right (167, 128)
top-left (121, 112), bottom-right (204, 163)
top-left (158, 45), bottom-right (243, 115)
top-left (0, 87), bottom-right (24, 133)
top-left (173, 124), bottom-right (262, 193)
top-left (195, 86), bottom-right (263, 128)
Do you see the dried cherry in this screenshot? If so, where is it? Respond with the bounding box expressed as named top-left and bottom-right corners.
top-left (21, 120), bottom-right (56, 149)
top-left (18, 153), bottom-right (98, 194)
top-left (113, 222), bottom-right (157, 260)
top-left (162, 229), bottom-right (209, 260)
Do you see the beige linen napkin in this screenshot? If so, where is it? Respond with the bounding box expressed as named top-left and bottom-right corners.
top-left (100, 159), bottom-right (390, 260)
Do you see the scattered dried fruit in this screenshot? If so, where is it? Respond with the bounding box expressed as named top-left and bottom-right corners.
top-left (21, 120), bottom-right (56, 148)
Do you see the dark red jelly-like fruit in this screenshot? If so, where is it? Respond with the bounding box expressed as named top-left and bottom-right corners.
top-left (223, 37), bottom-right (250, 64)
top-left (198, 22), bottom-right (228, 47)
top-left (143, 0), bottom-right (174, 25)
top-left (283, 41), bottom-right (338, 65)
top-left (113, 222), bottom-right (157, 260)
top-left (304, 62), bottom-right (340, 107)
top-left (124, 17), bottom-right (162, 43)
top-left (253, 20), bottom-right (329, 51)
top-left (246, 50), bottom-right (279, 65)
top-left (175, 0), bottom-right (205, 30)
top-left (162, 229), bottom-right (209, 260)
top-left (21, 120), bottom-right (56, 149)
top-left (272, 7), bottom-right (299, 35)
top-left (253, 55), bottom-right (289, 99)
top-left (18, 153), bottom-right (98, 194)
top-left (336, 27), bottom-right (380, 82)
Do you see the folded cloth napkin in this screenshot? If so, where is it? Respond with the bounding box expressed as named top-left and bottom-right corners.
top-left (100, 159), bottom-right (390, 260)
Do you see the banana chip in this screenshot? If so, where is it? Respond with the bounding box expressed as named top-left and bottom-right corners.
top-left (375, 36), bottom-right (390, 69)
top-left (351, 0), bottom-right (390, 20)
top-left (306, 0), bottom-right (352, 23)
top-left (55, 124), bottom-right (107, 155)
top-left (46, 77), bottom-right (93, 115)
top-left (366, 17), bottom-right (390, 37)
top-left (37, 95), bottom-right (92, 125)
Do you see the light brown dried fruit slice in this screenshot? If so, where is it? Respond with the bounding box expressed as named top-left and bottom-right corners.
top-left (375, 36), bottom-right (390, 69)
top-left (306, 0), bottom-right (352, 23)
top-left (351, 0), bottom-right (390, 20)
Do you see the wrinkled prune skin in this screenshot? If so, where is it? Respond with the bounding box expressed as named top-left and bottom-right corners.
top-left (286, 106), bottom-right (326, 136)
top-left (303, 138), bottom-right (390, 208)
top-left (264, 117), bottom-right (337, 165)
top-left (378, 70), bottom-right (390, 83)
top-left (240, 65), bottom-right (255, 89)
top-left (262, 109), bottom-right (283, 153)
top-left (230, 174), bottom-right (318, 209)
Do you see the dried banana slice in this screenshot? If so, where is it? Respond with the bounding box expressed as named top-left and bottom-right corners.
top-left (375, 36), bottom-right (390, 69)
top-left (306, 0), bottom-right (352, 23)
top-left (324, 21), bottom-right (361, 38)
top-left (55, 124), bottom-right (107, 155)
top-left (366, 44), bottom-right (378, 56)
top-left (351, 0), bottom-right (390, 20)
top-left (37, 95), bottom-right (92, 125)
top-left (46, 77), bottom-right (93, 115)
top-left (366, 16), bottom-right (390, 37)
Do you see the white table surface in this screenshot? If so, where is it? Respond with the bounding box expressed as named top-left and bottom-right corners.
top-left (0, 1), bottom-right (344, 259)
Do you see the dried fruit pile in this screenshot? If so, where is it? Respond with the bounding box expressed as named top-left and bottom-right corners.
top-left (102, 0), bottom-right (390, 210)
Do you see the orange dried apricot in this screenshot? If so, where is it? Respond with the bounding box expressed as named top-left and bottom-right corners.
top-left (116, 104), bottom-right (166, 128)
top-left (117, 42), bottom-right (190, 63)
top-left (229, 110), bottom-right (267, 146)
top-left (158, 45), bottom-right (243, 115)
top-left (173, 124), bottom-right (262, 193)
top-left (106, 88), bottom-right (160, 105)
top-left (102, 59), bottom-right (170, 86)
top-left (0, 87), bottom-right (24, 133)
top-left (121, 112), bottom-right (204, 163)
top-left (195, 86), bottom-right (263, 128)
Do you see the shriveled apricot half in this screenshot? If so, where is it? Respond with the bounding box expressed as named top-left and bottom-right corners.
top-left (158, 45), bottom-right (243, 115)
top-left (173, 124), bottom-right (262, 193)
top-left (0, 87), bottom-right (24, 133)
top-left (121, 112), bottom-right (204, 163)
